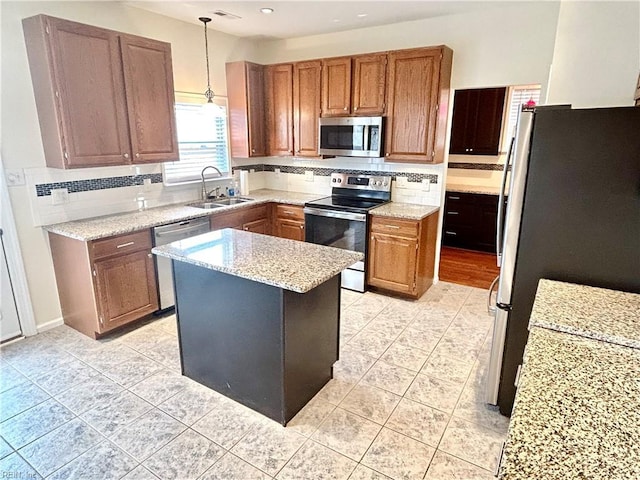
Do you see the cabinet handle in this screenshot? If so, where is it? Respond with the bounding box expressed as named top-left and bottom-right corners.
top-left (116, 241), bottom-right (135, 248)
top-left (447, 211), bottom-right (459, 215)
top-left (445, 231), bottom-right (457, 236)
top-left (384, 225), bottom-right (400, 229)
top-left (123, 153), bottom-right (129, 159)
top-left (448, 196), bottom-right (460, 200)
top-left (135, 153), bottom-right (140, 158)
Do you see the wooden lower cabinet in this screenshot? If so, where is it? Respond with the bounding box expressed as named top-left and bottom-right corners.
top-left (210, 204), bottom-right (272, 234)
top-left (242, 218), bottom-right (269, 234)
top-left (49, 229), bottom-right (158, 338)
top-left (273, 204), bottom-right (305, 241)
top-left (367, 213), bottom-right (438, 298)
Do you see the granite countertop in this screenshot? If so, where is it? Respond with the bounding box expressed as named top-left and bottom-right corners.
top-left (498, 327), bottom-right (640, 480)
top-left (370, 203), bottom-right (439, 220)
top-left (43, 189), bottom-right (324, 241)
top-left (152, 228), bottom-right (363, 293)
top-left (446, 183), bottom-right (503, 195)
top-left (529, 279), bottom-right (640, 349)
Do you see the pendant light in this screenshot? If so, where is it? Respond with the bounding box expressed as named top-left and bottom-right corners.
top-left (199, 17), bottom-right (214, 103)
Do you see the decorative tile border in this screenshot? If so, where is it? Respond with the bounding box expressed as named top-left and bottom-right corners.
top-left (232, 164), bottom-right (439, 184)
top-left (35, 173), bottom-right (163, 197)
top-left (448, 162), bottom-right (506, 171)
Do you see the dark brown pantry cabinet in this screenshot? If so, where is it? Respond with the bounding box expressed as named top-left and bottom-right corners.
top-left (226, 61), bottom-right (267, 158)
top-left (49, 230), bottom-right (159, 339)
top-left (449, 87), bottom-right (507, 155)
top-left (22, 15), bottom-right (178, 168)
top-left (384, 46), bottom-right (453, 163)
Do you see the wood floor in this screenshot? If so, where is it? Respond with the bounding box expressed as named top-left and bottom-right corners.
top-left (439, 246), bottom-right (500, 289)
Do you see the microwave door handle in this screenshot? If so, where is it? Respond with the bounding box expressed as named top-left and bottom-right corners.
top-left (363, 125), bottom-right (370, 151)
top-left (496, 136), bottom-right (514, 265)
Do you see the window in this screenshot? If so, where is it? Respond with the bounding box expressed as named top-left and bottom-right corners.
top-left (163, 93), bottom-right (230, 185)
top-left (501, 85), bottom-right (541, 149)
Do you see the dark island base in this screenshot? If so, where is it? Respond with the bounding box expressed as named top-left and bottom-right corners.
top-left (173, 261), bottom-right (341, 425)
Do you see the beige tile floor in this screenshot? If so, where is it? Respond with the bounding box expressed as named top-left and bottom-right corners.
top-left (0, 282), bottom-right (508, 479)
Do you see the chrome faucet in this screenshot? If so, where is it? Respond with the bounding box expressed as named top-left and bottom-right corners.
top-left (201, 166), bottom-right (223, 200)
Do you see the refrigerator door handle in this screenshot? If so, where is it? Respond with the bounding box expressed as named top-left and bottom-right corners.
top-left (496, 136), bottom-right (515, 266)
top-left (487, 275), bottom-right (500, 315)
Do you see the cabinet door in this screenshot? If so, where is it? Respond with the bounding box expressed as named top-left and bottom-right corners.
top-left (448, 89), bottom-right (472, 154)
top-left (120, 35), bottom-right (179, 163)
top-left (242, 218), bottom-right (269, 234)
top-left (322, 57), bottom-right (352, 116)
top-left (385, 48), bottom-right (443, 163)
top-left (226, 61), bottom-right (267, 158)
top-left (38, 17), bottom-right (130, 168)
top-left (293, 61), bottom-right (322, 157)
top-left (368, 232), bottom-right (418, 294)
top-left (266, 64), bottom-right (294, 156)
top-left (352, 53), bottom-right (387, 116)
top-left (93, 250), bottom-right (158, 332)
top-left (276, 218), bottom-right (305, 241)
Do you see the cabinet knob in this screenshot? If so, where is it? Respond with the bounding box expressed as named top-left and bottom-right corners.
top-left (135, 153), bottom-right (140, 158)
top-left (251, 149), bottom-right (256, 153)
top-left (354, 107), bottom-right (358, 111)
top-left (300, 225), bottom-right (304, 229)
top-left (123, 153), bottom-right (129, 159)
top-left (343, 107), bottom-right (348, 111)
top-left (385, 153), bottom-right (390, 157)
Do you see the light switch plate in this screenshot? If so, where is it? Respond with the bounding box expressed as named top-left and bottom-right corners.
top-left (51, 188), bottom-right (69, 205)
top-left (274, 168), bottom-right (281, 176)
top-left (395, 176), bottom-right (408, 187)
top-left (305, 170), bottom-right (314, 182)
top-left (5, 169), bottom-right (26, 186)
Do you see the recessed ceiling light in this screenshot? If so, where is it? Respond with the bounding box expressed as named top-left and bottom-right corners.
top-left (357, 13), bottom-right (368, 18)
top-left (260, 7), bottom-right (274, 14)
top-left (332, 18), bottom-right (341, 23)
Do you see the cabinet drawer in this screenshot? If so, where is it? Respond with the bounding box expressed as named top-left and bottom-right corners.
top-left (370, 217), bottom-right (418, 237)
top-left (275, 204), bottom-right (304, 221)
top-left (242, 205), bottom-right (269, 224)
top-left (91, 230), bottom-right (151, 260)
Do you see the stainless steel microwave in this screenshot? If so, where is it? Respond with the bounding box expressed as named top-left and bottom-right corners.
top-left (318, 116), bottom-right (383, 157)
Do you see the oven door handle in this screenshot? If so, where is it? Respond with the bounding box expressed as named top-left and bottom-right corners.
top-left (303, 207), bottom-right (366, 222)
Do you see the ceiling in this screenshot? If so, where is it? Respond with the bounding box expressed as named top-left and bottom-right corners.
top-left (126, 1), bottom-right (504, 40)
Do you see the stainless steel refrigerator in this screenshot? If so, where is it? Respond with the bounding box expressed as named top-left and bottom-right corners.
top-left (486, 106), bottom-right (640, 416)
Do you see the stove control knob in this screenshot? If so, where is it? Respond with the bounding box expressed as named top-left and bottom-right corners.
top-left (374, 180), bottom-right (381, 186)
top-left (331, 178), bottom-right (336, 183)
top-left (337, 178), bottom-right (342, 183)
top-left (382, 182), bottom-right (388, 187)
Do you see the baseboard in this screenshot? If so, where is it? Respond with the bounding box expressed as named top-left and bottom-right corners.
top-left (36, 317), bottom-right (64, 333)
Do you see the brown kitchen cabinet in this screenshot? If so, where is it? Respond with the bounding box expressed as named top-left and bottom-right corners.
top-left (449, 87), bottom-right (507, 155)
top-left (384, 46), bottom-right (453, 163)
top-left (321, 53), bottom-right (387, 116)
top-left (209, 204), bottom-right (272, 234)
top-left (293, 61), bottom-right (322, 157)
top-left (273, 204), bottom-right (305, 241)
top-left (266, 63), bottom-right (294, 156)
top-left (23, 15), bottom-right (178, 169)
top-left (226, 61), bottom-right (267, 158)
top-left (367, 213), bottom-right (439, 298)
top-left (48, 229), bottom-right (158, 338)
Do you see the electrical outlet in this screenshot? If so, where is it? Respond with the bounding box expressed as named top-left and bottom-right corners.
top-left (274, 168), bottom-right (281, 176)
top-left (305, 170), bottom-right (314, 182)
top-left (421, 179), bottom-right (431, 192)
top-left (51, 188), bottom-right (69, 205)
top-left (143, 178), bottom-right (152, 191)
top-left (5, 169), bottom-right (26, 186)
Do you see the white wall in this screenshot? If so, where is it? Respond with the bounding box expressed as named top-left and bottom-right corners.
top-left (0, 1), bottom-right (257, 328)
top-left (547, 1), bottom-right (640, 107)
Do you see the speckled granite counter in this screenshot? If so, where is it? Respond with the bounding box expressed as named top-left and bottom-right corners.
top-left (43, 189), bottom-right (324, 241)
top-left (152, 228), bottom-right (362, 293)
top-left (498, 327), bottom-right (640, 480)
top-left (370, 203), bottom-right (439, 220)
top-left (446, 183), bottom-right (503, 195)
top-left (529, 279), bottom-right (640, 349)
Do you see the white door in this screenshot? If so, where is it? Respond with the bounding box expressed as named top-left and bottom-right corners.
top-left (1, 231), bottom-right (22, 342)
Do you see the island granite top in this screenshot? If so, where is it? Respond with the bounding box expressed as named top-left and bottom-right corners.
top-left (499, 327), bottom-right (640, 480)
top-left (530, 279), bottom-right (640, 349)
top-left (152, 228), bottom-right (363, 294)
top-left (370, 203), bottom-right (439, 220)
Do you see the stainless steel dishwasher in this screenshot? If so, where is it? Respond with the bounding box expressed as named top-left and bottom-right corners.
top-left (153, 217), bottom-right (210, 311)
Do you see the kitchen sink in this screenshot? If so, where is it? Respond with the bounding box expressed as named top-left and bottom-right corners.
top-left (187, 197), bottom-right (253, 209)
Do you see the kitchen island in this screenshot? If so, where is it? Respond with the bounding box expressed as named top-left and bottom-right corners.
top-left (152, 228), bottom-right (362, 425)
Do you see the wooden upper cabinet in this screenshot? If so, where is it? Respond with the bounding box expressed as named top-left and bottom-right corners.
top-left (293, 60), bottom-right (322, 157)
top-left (449, 87), bottom-right (507, 155)
top-left (226, 61), bottom-right (267, 158)
top-left (385, 46), bottom-right (453, 163)
top-left (266, 64), bottom-right (294, 156)
top-left (22, 14), bottom-right (178, 168)
top-left (120, 35), bottom-right (178, 163)
top-left (352, 53), bottom-right (387, 116)
top-left (321, 53), bottom-right (386, 117)
top-left (322, 57), bottom-right (352, 116)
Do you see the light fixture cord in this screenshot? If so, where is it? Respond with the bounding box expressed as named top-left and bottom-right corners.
top-left (202, 18), bottom-right (214, 102)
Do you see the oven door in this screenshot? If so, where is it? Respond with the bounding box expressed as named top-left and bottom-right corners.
top-left (304, 207), bottom-right (367, 291)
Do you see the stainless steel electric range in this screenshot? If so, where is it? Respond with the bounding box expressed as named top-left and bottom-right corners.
top-left (304, 173), bottom-right (392, 292)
